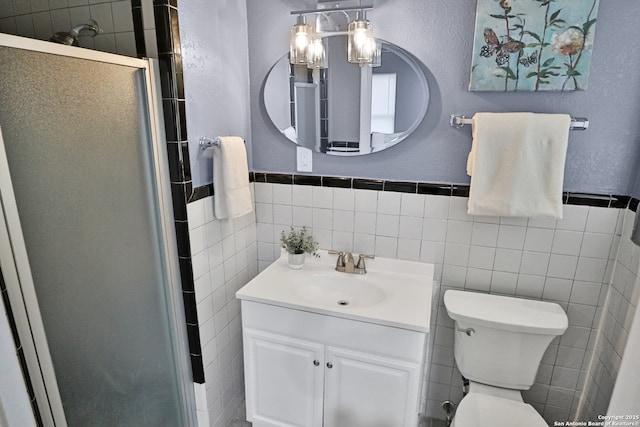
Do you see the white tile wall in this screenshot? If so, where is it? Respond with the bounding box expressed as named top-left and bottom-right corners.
top-left (187, 187), bottom-right (258, 427)
top-left (180, 179), bottom-right (638, 426)
top-left (577, 208), bottom-right (640, 421)
top-left (0, 0), bottom-right (137, 57)
top-left (250, 182), bottom-right (631, 424)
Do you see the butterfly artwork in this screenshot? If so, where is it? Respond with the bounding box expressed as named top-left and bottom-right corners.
top-left (469, 0), bottom-right (600, 91)
top-left (518, 51), bottom-right (538, 67)
top-left (479, 28), bottom-right (524, 66)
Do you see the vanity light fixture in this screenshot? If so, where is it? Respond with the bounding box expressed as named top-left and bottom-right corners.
top-left (290, 14), bottom-right (314, 65)
top-left (347, 10), bottom-right (375, 64)
top-left (289, 4), bottom-right (377, 67)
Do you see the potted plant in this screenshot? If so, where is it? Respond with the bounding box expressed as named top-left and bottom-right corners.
top-left (280, 226), bottom-right (319, 269)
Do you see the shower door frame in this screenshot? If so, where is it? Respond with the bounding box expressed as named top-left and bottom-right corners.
top-left (0, 33), bottom-right (196, 427)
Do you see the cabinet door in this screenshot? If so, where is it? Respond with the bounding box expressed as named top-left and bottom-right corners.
top-left (244, 329), bottom-right (324, 427)
top-left (323, 346), bottom-right (421, 427)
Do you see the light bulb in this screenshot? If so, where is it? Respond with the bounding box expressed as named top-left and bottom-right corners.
top-left (353, 28), bottom-right (369, 47)
top-left (295, 31), bottom-right (309, 50)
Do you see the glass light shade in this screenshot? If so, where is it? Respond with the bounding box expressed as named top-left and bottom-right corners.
top-left (307, 36), bottom-right (327, 69)
top-left (369, 38), bottom-right (382, 67)
top-left (348, 19), bottom-right (374, 64)
top-left (290, 18), bottom-right (313, 65)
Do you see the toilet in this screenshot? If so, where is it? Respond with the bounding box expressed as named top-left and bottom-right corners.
top-left (443, 290), bottom-right (568, 427)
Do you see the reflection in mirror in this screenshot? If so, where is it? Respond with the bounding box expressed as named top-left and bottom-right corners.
top-left (264, 35), bottom-right (429, 156)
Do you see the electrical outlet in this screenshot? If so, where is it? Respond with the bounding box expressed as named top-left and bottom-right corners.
top-left (296, 146), bottom-right (313, 172)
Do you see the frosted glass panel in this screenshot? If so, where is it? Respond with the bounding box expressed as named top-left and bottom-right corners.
top-left (0, 47), bottom-right (184, 426)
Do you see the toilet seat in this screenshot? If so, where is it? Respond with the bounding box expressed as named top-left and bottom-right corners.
top-left (453, 393), bottom-right (547, 427)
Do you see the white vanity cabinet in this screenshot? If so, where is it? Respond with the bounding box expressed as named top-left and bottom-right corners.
top-left (241, 301), bottom-right (427, 427)
top-left (244, 328), bottom-right (324, 427)
top-left (322, 346), bottom-right (422, 427)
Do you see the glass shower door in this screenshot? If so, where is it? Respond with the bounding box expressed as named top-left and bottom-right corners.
top-left (0, 36), bottom-right (192, 426)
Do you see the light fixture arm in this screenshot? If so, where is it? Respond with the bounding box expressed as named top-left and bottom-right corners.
top-left (290, 5), bottom-right (373, 16)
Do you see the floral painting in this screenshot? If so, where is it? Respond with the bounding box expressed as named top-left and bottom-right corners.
top-left (469, 0), bottom-right (599, 91)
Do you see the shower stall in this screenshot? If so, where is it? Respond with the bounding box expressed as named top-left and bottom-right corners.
top-left (0, 34), bottom-right (195, 426)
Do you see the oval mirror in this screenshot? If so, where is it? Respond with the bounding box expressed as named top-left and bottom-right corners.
top-left (264, 35), bottom-right (429, 156)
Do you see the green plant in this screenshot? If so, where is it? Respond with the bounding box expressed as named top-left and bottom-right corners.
top-left (280, 226), bottom-right (319, 257)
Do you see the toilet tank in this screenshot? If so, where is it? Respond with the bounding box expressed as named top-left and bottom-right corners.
top-left (444, 290), bottom-right (568, 390)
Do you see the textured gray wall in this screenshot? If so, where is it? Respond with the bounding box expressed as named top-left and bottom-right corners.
top-left (247, 0), bottom-right (640, 195)
top-left (180, 0), bottom-right (252, 188)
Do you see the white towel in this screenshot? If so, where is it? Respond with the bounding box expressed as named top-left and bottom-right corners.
top-left (467, 112), bottom-right (571, 219)
top-left (212, 136), bottom-right (253, 219)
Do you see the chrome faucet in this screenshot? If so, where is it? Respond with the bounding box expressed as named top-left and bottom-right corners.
top-left (344, 252), bottom-right (355, 273)
top-left (329, 251), bottom-right (374, 274)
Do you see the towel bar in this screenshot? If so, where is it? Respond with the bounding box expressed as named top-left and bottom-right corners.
top-left (450, 115), bottom-right (589, 130)
top-left (199, 136), bottom-right (221, 150)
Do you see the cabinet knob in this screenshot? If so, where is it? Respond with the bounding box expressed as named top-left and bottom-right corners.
top-left (313, 360), bottom-right (319, 366)
top-left (326, 362), bottom-right (333, 369)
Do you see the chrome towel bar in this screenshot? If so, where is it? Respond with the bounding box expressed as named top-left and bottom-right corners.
top-left (450, 114), bottom-right (589, 130)
top-left (199, 136), bottom-right (221, 150)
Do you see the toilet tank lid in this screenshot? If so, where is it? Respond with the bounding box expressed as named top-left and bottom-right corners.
top-left (444, 290), bottom-right (568, 335)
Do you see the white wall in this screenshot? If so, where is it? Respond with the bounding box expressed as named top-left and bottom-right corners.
top-left (579, 209), bottom-right (640, 419)
top-left (607, 300), bottom-right (640, 416)
top-left (186, 189), bottom-right (258, 427)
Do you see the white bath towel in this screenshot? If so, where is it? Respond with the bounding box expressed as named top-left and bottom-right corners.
top-left (212, 136), bottom-right (253, 219)
top-left (467, 112), bottom-right (571, 218)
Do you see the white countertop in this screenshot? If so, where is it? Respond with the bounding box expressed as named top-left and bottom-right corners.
top-left (236, 250), bottom-right (434, 333)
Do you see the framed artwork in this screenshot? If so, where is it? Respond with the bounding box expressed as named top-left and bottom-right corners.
top-left (469, 0), bottom-right (599, 91)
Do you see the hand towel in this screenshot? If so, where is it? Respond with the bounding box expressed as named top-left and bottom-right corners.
top-left (467, 112), bottom-right (571, 218)
top-left (212, 136), bottom-right (253, 219)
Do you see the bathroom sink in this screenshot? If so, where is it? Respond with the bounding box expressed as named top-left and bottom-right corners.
top-left (293, 273), bottom-right (387, 308)
top-left (236, 250), bottom-right (433, 332)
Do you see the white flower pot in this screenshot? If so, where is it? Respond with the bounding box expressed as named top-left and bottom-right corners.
top-left (287, 252), bottom-right (305, 269)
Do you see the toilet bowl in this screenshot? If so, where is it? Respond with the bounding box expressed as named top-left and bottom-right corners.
top-left (443, 290), bottom-right (568, 427)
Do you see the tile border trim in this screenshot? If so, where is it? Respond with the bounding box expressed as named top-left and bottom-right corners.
top-left (189, 173), bottom-right (637, 210)
top-left (152, 1), bottom-right (204, 384)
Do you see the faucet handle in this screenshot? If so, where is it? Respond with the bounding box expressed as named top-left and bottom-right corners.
top-left (329, 250), bottom-right (346, 271)
top-left (356, 254), bottom-right (375, 272)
